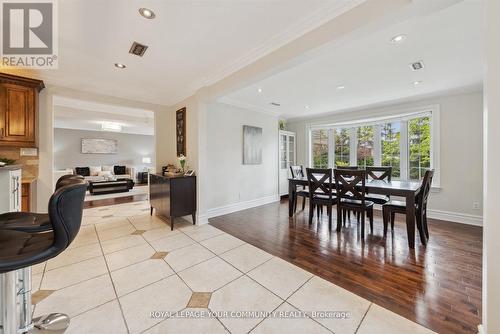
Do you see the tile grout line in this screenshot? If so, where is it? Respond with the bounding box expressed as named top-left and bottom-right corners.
top-left (354, 302), bottom-right (372, 334)
top-left (95, 223), bottom-right (132, 334)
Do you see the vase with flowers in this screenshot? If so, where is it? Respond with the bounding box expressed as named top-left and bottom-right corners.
top-left (178, 155), bottom-right (186, 172)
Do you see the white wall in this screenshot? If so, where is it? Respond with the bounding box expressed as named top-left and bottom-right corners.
top-left (287, 90), bottom-right (483, 223)
top-left (54, 128), bottom-right (154, 171)
top-left (483, 0), bottom-right (500, 332)
top-left (206, 102), bottom-right (279, 215)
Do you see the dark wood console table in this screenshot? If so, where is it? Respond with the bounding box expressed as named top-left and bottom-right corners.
top-left (149, 173), bottom-right (196, 230)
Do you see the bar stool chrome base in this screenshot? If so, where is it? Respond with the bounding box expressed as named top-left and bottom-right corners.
top-left (0, 268), bottom-right (69, 334)
top-left (31, 314), bottom-right (70, 333)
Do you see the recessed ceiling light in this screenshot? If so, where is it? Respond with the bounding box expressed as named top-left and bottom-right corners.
top-left (337, 85), bottom-right (345, 90)
top-left (390, 34), bottom-right (406, 44)
top-left (257, 88), bottom-right (263, 93)
top-left (413, 80), bottom-right (422, 86)
top-left (305, 105), bottom-right (310, 109)
top-left (139, 8), bottom-right (155, 19)
top-left (114, 63), bottom-right (126, 69)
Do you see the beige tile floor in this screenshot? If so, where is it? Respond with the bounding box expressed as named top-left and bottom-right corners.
top-left (31, 200), bottom-right (436, 334)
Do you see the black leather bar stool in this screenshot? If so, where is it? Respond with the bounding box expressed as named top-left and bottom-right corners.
top-left (0, 181), bottom-right (87, 334)
top-left (0, 175), bottom-right (85, 233)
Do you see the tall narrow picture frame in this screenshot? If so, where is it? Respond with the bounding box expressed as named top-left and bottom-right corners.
top-left (176, 107), bottom-right (186, 156)
top-left (243, 125), bottom-right (262, 164)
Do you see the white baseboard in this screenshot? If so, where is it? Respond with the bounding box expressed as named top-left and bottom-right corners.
top-left (207, 195), bottom-right (280, 219)
top-left (197, 213), bottom-right (209, 225)
top-left (426, 209), bottom-right (482, 226)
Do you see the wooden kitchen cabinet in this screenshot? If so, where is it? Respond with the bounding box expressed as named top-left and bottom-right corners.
top-left (0, 73), bottom-right (44, 147)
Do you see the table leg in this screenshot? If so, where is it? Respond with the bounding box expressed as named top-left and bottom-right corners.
top-left (405, 194), bottom-right (416, 249)
top-left (288, 181), bottom-right (296, 217)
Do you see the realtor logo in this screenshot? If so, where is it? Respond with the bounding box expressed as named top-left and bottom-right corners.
top-left (1, 0), bottom-right (58, 68)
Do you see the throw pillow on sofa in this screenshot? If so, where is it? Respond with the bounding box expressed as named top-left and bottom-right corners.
top-left (114, 165), bottom-right (126, 175)
top-left (89, 166), bottom-right (102, 176)
top-left (75, 167), bottom-right (90, 177)
top-left (102, 165), bottom-right (114, 173)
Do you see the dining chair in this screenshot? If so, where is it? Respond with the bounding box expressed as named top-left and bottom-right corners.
top-left (290, 165), bottom-right (308, 212)
top-left (306, 168), bottom-right (337, 230)
top-left (365, 166), bottom-right (392, 205)
top-left (334, 169), bottom-right (374, 238)
top-left (382, 170), bottom-right (434, 245)
top-left (336, 165), bottom-right (359, 223)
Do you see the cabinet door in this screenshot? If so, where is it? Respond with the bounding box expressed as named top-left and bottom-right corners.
top-left (280, 134), bottom-right (287, 169)
top-left (0, 83), bottom-right (36, 146)
top-left (288, 134), bottom-right (296, 167)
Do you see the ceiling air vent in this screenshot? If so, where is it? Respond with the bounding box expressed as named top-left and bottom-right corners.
top-left (410, 60), bottom-right (425, 71)
top-left (129, 42), bottom-right (148, 57)
top-left (270, 102), bottom-right (281, 107)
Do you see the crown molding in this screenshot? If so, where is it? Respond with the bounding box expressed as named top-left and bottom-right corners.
top-left (218, 97), bottom-right (280, 117)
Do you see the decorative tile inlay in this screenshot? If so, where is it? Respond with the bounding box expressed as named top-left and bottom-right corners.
top-left (131, 230), bottom-right (146, 235)
top-left (150, 251), bottom-right (169, 259)
top-left (187, 292), bottom-right (212, 308)
top-left (32, 290), bottom-right (55, 305)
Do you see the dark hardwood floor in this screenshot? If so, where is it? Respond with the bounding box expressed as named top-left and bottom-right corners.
top-left (84, 193), bottom-right (148, 208)
top-left (209, 199), bottom-right (482, 334)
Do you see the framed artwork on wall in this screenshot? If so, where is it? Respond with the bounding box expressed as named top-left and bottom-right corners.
top-left (243, 125), bottom-right (262, 164)
top-left (176, 107), bottom-right (186, 156)
top-left (81, 138), bottom-right (117, 154)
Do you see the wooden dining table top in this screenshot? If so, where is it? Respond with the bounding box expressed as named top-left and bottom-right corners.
top-left (288, 177), bottom-right (422, 195)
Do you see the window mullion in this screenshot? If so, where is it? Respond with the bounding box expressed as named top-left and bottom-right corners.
top-left (400, 120), bottom-right (409, 180)
top-left (374, 125), bottom-right (381, 166)
top-left (328, 129), bottom-right (335, 168)
top-left (349, 127), bottom-right (357, 166)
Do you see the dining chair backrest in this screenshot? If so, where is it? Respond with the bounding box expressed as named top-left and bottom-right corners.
top-left (306, 168), bottom-right (333, 200)
top-left (417, 170), bottom-right (434, 209)
top-left (334, 169), bottom-right (367, 203)
top-left (336, 165), bottom-right (358, 170)
top-left (366, 166), bottom-right (392, 182)
top-left (290, 165), bottom-right (305, 178)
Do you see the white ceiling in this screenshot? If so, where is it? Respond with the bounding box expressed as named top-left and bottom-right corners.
top-left (37, 0), bottom-right (363, 106)
top-left (221, 0), bottom-right (484, 119)
top-left (53, 97), bottom-right (154, 135)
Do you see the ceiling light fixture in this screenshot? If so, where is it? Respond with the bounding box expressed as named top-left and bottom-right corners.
top-left (413, 80), bottom-right (422, 86)
top-left (337, 85), bottom-right (345, 90)
top-left (390, 34), bottom-right (406, 44)
top-left (101, 122), bottom-right (122, 132)
top-left (139, 8), bottom-right (155, 19)
top-left (257, 88), bottom-right (263, 93)
top-left (114, 63), bottom-right (126, 69)
top-left (305, 105), bottom-right (310, 109)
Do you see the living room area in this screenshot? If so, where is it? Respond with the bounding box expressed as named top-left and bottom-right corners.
top-left (52, 95), bottom-right (155, 203)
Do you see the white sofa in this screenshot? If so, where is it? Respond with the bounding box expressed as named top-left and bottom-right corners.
top-left (74, 165), bottom-right (136, 182)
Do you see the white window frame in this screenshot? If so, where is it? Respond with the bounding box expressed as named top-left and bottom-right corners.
top-left (306, 105), bottom-right (441, 188)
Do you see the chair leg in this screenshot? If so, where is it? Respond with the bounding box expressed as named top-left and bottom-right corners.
top-left (293, 195), bottom-right (297, 213)
top-left (369, 208), bottom-right (374, 234)
top-left (390, 212), bottom-right (395, 230)
top-left (328, 205), bottom-right (332, 230)
top-left (416, 209), bottom-right (427, 246)
top-left (336, 206), bottom-right (342, 232)
top-left (423, 208), bottom-right (429, 239)
top-left (308, 202), bottom-right (314, 225)
top-left (356, 211), bottom-right (360, 223)
top-left (342, 209), bottom-right (346, 225)
top-left (302, 196), bottom-right (306, 211)
top-left (316, 205), bottom-right (320, 219)
top-left (360, 211), bottom-right (365, 239)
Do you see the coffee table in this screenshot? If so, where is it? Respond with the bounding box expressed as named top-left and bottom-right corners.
top-left (88, 179), bottom-right (134, 195)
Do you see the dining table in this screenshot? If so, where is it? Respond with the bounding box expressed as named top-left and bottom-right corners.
top-left (288, 177), bottom-right (423, 248)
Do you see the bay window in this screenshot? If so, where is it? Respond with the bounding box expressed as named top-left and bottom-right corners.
top-left (307, 108), bottom-right (439, 185)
